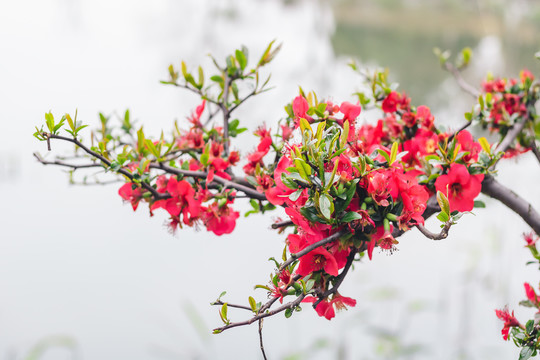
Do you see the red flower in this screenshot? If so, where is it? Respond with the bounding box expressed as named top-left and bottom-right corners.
top-left (306, 293), bottom-right (356, 320)
top-left (266, 156), bottom-right (295, 206)
top-left (524, 283), bottom-right (540, 307)
top-left (292, 96), bottom-right (311, 124)
top-left (382, 91), bottom-right (400, 113)
top-left (434, 163), bottom-right (484, 212)
top-left (340, 101), bottom-right (361, 121)
top-left (524, 232), bottom-right (539, 248)
top-left (295, 246), bottom-right (339, 277)
top-left (495, 307), bottom-right (521, 340)
top-left (456, 130), bottom-right (482, 163)
top-left (416, 105), bottom-right (434, 129)
top-left (202, 201), bottom-right (240, 236)
top-left (119, 183), bottom-right (143, 211)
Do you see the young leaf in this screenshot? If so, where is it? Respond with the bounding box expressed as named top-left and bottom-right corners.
top-left (436, 190), bottom-right (450, 216)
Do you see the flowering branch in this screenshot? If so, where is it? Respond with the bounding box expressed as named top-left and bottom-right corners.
top-left (278, 231), bottom-right (347, 272)
top-left (41, 133), bottom-right (166, 200)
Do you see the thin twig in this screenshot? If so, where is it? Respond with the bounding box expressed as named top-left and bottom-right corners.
top-left (40, 134), bottom-right (166, 200)
top-left (444, 62), bottom-right (479, 98)
top-left (155, 163), bottom-right (267, 201)
top-left (258, 319), bottom-right (268, 360)
top-left (313, 248), bottom-right (358, 308)
top-left (271, 220), bottom-right (293, 229)
top-left (211, 300), bottom-right (252, 312)
top-left (33, 153), bottom-right (102, 170)
top-left (213, 294), bottom-right (306, 333)
top-left (415, 222), bottom-right (452, 240)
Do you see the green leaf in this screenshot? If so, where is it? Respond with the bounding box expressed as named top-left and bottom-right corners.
top-left (235, 49), bottom-right (247, 70)
top-left (319, 193), bottom-right (334, 219)
top-left (248, 296), bottom-right (257, 312)
top-left (436, 190), bottom-right (450, 216)
top-left (473, 200), bottom-right (486, 208)
top-left (284, 308), bottom-right (293, 318)
top-left (519, 346), bottom-right (534, 360)
top-left (341, 211), bottom-right (363, 223)
top-left (436, 211), bottom-right (449, 223)
top-left (526, 319), bottom-right (534, 334)
top-left (377, 149), bottom-right (391, 163)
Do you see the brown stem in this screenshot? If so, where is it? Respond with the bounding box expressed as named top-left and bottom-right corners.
top-left (213, 294), bottom-right (306, 333)
top-left (481, 175), bottom-right (540, 236)
top-left (313, 248), bottom-right (358, 308)
top-left (155, 163), bottom-right (266, 201)
top-left (258, 319), bottom-right (268, 360)
top-left (416, 222), bottom-right (452, 240)
top-left (41, 134), bottom-right (166, 199)
top-left (271, 220), bottom-right (293, 229)
top-left (444, 62), bottom-right (479, 98)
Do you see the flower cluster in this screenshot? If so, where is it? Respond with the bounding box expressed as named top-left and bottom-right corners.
top-left (476, 70), bottom-right (538, 158)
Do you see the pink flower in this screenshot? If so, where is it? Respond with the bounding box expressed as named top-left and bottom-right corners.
top-left (340, 101), bottom-right (361, 121)
top-left (305, 294), bottom-right (357, 320)
top-left (524, 232), bottom-right (539, 247)
top-left (524, 283), bottom-right (540, 307)
top-left (202, 201), bottom-right (240, 236)
top-left (382, 91), bottom-right (400, 113)
top-left (495, 307), bottom-right (521, 340)
top-left (295, 246), bottom-right (339, 277)
top-left (434, 163), bottom-right (484, 212)
top-left (119, 183), bottom-right (143, 211)
top-left (292, 96), bottom-right (311, 124)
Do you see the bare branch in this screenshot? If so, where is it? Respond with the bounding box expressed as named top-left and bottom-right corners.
top-left (415, 222), bottom-right (452, 240)
top-left (211, 300), bottom-right (252, 312)
top-left (40, 134), bottom-right (166, 200)
top-left (444, 62), bottom-right (479, 98)
top-left (481, 175), bottom-right (540, 236)
top-left (271, 220), bottom-right (293, 229)
top-left (258, 320), bottom-right (268, 360)
top-left (33, 152), bottom-right (102, 170)
top-left (313, 248), bottom-right (359, 308)
top-left (213, 294), bottom-right (306, 333)
top-left (155, 163), bottom-right (267, 201)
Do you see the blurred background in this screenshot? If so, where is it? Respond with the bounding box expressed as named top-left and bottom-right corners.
top-left (1, 0), bottom-right (540, 359)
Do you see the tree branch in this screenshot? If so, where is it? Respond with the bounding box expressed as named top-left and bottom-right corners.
top-left (213, 294), bottom-right (306, 333)
top-left (155, 163), bottom-right (267, 201)
top-left (444, 62), bottom-right (479, 98)
top-left (313, 248), bottom-right (359, 308)
top-left (415, 222), bottom-right (452, 240)
top-left (481, 175), bottom-right (540, 236)
top-left (41, 133), bottom-right (166, 200)
top-left (271, 220), bottom-right (293, 229)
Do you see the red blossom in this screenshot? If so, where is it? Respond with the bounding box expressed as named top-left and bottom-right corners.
top-left (119, 183), bottom-right (143, 211)
top-left (305, 294), bottom-right (357, 320)
top-left (495, 307), bottom-right (521, 340)
top-left (382, 91), bottom-right (400, 113)
top-left (434, 163), bottom-right (484, 212)
top-left (456, 130), bottom-right (482, 163)
top-left (292, 96), bottom-right (311, 124)
top-left (340, 101), bottom-right (361, 121)
top-left (202, 201), bottom-right (240, 236)
top-left (524, 232), bottom-right (539, 248)
top-left (524, 283), bottom-right (540, 307)
top-left (295, 246), bottom-right (339, 277)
